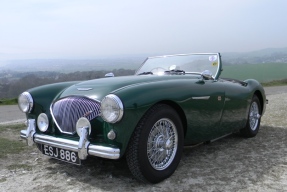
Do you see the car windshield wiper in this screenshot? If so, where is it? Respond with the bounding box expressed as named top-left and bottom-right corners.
top-left (164, 69), bottom-right (185, 74)
top-left (138, 72), bottom-right (153, 75)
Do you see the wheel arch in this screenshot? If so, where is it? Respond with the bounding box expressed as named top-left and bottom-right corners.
top-left (125, 101), bottom-right (185, 183)
top-left (254, 90), bottom-right (264, 114)
top-left (156, 100), bottom-right (187, 138)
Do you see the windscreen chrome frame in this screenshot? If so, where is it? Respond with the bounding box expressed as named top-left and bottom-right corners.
top-left (135, 53), bottom-right (222, 80)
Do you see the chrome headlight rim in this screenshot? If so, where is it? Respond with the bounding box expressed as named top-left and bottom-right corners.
top-left (100, 94), bottom-right (124, 123)
top-left (37, 113), bottom-right (49, 132)
top-left (18, 92), bottom-right (33, 113)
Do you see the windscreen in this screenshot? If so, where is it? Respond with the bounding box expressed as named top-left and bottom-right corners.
top-left (136, 53), bottom-right (220, 78)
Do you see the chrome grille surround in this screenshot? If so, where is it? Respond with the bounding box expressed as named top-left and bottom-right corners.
top-left (50, 96), bottom-right (101, 134)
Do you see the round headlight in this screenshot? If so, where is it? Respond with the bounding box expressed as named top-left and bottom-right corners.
top-left (18, 92), bottom-right (33, 113)
top-left (100, 94), bottom-right (124, 123)
top-left (76, 117), bottom-right (91, 136)
top-left (37, 113), bottom-right (49, 132)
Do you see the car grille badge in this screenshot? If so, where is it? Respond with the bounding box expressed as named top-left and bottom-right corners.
top-left (83, 110), bottom-right (94, 117)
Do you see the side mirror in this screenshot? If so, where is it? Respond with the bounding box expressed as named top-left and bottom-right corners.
top-left (201, 70), bottom-right (213, 80)
top-left (105, 72), bottom-right (115, 77)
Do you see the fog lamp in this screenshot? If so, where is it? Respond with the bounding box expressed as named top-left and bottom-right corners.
top-left (76, 117), bottom-right (91, 136)
top-left (37, 113), bottom-right (49, 132)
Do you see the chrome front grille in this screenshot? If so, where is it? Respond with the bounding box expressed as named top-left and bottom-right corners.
top-left (51, 96), bottom-right (101, 134)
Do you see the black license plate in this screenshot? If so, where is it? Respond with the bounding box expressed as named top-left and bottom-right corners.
top-left (41, 144), bottom-right (81, 165)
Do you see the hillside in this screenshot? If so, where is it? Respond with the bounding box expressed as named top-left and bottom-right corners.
top-left (0, 56), bottom-right (144, 73)
top-left (221, 63), bottom-right (287, 82)
top-left (222, 47), bottom-right (287, 65)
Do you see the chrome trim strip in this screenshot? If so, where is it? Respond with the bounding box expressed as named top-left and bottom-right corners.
top-left (89, 145), bottom-right (120, 159)
top-left (77, 88), bottom-right (93, 91)
top-left (148, 52), bottom-right (220, 59)
top-left (192, 96), bottom-right (210, 100)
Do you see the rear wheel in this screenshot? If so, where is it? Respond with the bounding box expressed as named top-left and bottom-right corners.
top-left (126, 104), bottom-right (183, 183)
top-left (240, 95), bottom-right (261, 137)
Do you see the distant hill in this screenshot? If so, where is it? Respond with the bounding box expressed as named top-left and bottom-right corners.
top-left (0, 56), bottom-right (145, 73)
top-left (1, 47), bottom-right (287, 73)
top-left (222, 47), bottom-right (287, 65)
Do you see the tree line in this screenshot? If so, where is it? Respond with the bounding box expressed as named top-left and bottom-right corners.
top-left (0, 69), bottom-right (135, 99)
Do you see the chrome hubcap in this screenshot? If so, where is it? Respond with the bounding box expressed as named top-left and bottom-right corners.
top-left (147, 118), bottom-right (178, 170)
top-left (249, 102), bottom-right (260, 131)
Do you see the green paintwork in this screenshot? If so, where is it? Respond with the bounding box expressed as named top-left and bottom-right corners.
top-left (23, 53), bottom-right (267, 158)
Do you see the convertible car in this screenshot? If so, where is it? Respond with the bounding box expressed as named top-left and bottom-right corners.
top-left (19, 53), bottom-right (267, 183)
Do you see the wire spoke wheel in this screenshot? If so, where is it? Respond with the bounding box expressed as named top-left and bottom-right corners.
top-left (126, 104), bottom-right (183, 183)
top-left (249, 101), bottom-right (260, 131)
top-left (240, 95), bottom-right (262, 138)
top-left (147, 118), bottom-right (178, 170)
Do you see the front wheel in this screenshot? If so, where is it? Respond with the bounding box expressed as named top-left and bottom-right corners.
top-left (126, 104), bottom-right (184, 183)
top-left (240, 95), bottom-right (262, 137)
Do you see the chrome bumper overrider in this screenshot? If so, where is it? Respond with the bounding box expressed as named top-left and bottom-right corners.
top-left (20, 119), bottom-right (120, 160)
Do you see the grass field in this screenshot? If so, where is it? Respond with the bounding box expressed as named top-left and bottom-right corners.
top-left (0, 98), bottom-right (17, 105)
top-left (221, 63), bottom-right (287, 83)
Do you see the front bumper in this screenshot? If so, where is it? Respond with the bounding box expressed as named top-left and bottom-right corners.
top-left (20, 119), bottom-right (120, 160)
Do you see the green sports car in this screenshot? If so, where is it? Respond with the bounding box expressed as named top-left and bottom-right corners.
top-left (19, 53), bottom-right (267, 183)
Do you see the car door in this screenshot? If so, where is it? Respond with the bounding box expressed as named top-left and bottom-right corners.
top-left (219, 80), bottom-right (250, 134)
top-left (183, 79), bottom-right (226, 144)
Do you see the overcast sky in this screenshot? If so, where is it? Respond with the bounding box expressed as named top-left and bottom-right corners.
top-left (0, 0), bottom-right (286, 60)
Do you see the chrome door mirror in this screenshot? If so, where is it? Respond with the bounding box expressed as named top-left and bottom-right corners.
top-left (201, 70), bottom-right (213, 80)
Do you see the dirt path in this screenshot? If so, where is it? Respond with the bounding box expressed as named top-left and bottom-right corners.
top-left (0, 105), bottom-right (25, 125)
top-left (0, 86), bottom-right (286, 191)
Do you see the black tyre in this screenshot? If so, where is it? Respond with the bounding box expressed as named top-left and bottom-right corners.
top-left (240, 95), bottom-right (262, 138)
top-left (126, 104), bottom-right (184, 183)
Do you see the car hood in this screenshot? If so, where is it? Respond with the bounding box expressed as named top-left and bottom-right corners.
top-left (58, 75), bottom-right (195, 101)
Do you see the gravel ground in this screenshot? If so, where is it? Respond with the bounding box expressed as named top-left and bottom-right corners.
top-left (0, 86), bottom-right (286, 191)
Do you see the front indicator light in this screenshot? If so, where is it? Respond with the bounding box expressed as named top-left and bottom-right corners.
top-left (107, 130), bottom-right (116, 140)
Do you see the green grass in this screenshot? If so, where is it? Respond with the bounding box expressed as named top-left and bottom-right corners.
top-left (261, 78), bottom-right (287, 87)
top-left (0, 124), bottom-right (24, 134)
top-left (0, 98), bottom-right (17, 105)
top-left (221, 63), bottom-right (287, 83)
top-left (0, 138), bottom-right (26, 158)
top-left (0, 178), bottom-right (6, 183)
top-left (0, 124), bottom-right (26, 158)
